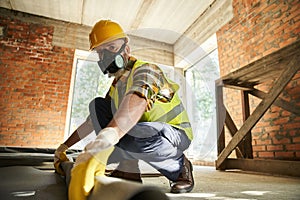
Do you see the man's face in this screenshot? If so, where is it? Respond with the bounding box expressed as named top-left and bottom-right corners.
top-left (93, 39), bottom-right (126, 61)
top-left (93, 38), bottom-right (128, 75)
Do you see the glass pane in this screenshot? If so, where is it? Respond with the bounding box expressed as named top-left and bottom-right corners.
top-left (69, 59), bottom-right (113, 149)
top-left (185, 49), bottom-right (220, 162)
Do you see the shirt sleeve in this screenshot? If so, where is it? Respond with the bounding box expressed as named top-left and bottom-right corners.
top-left (126, 63), bottom-right (174, 111)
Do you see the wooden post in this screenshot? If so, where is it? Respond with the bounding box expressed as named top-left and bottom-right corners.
top-left (241, 91), bottom-right (253, 159)
top-left (215, 79), bottom-right (225, 162)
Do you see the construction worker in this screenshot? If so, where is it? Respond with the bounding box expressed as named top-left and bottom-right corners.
top-left (54, 19), bottom-right (194, 199)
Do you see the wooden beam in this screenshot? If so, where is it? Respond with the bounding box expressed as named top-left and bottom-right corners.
top-left (221, 40), bottom-right (300, 86)
top-left (225, 110), bottom-right (238, 136)
top-left (216, 55), bottom-right (300, 168)
top-left (241, 91), bottom-right (253, 159)
top-left (215, 79), bottom-right (226, 156)
top-left (249, 89), bottom-right (300, 116)
top-left (223, 84), bottom-right (254, 91)
top-left (225, 110), bottom-right (243, 158)
top-left (224, 158), bottom-right (300, 177)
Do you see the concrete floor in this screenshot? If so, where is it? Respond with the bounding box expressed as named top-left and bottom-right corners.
top-left (2, 148), bottom-right (299, 199)
top-left (142, 166), bottom-right (300, 200)
top-left (1, 164), bottom-right (299, 200)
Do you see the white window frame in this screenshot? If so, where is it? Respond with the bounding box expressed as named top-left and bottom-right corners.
top-left (64, 49), bottom-right (99, 140)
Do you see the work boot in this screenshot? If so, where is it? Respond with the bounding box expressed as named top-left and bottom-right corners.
top-left (108, 160), bottom-right (142, 183)
top-left (170, 155), bottom-right (194, 193)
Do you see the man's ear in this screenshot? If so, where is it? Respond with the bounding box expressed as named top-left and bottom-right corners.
top-left (125, 45), bottom-right (130, 55)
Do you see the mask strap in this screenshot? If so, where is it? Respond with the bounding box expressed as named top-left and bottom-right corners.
top-left (117, 42), bottom-right (127, 54)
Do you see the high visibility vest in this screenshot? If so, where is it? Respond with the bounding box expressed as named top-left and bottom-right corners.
top-left (109, 60), bottom-right (193, 140)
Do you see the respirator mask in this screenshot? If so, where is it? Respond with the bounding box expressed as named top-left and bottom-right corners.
top-left (97, 43), bottom-right (127, 74)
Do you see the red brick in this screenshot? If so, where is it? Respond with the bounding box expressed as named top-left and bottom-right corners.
top-left (265, 111), bottom-right (281, 119)
top-left (295, 152), bottom-right (300, 157)
top-left (282, 122), bottom-right (300, 130)
top-left (281, 110), bottom-right (293, 117)
top-left (255, 139), bottom-right (272, 145)
top-left (266, 145), bottom-right (284, 151)
top-left (274, 152), bottom-right (295, 158)
top-left (253, 145), bottom-right (266, 151)
top-left (286, 144), bottom-right (300, 151)
top-left (292, 136), bottom-right (300, 143)
top-left (273, 117), bottom-right (290, 125)
top-left (255, 121), bottom-right (271, 128)
top-left (252, 128), bottom-right (265, 136)
top-left (272, 137), bottom-right (291, 145)
top-left (258, 152), bottom-right (274, 158)
top-left (264, 125), bottom-right (281, 132)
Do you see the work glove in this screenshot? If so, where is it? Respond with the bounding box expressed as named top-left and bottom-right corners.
top-left (54, 143), bottom-right (69, 176)
top-left (68, 127), bottom-right (119, 200)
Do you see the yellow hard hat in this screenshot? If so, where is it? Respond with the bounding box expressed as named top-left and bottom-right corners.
top-left (89, 19), bottom-right (128, 50)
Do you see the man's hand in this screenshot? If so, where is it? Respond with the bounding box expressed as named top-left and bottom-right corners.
top-left (54, 143), bottom-right (69, 176)
top-left (68, 127), bottom-right (119, 200)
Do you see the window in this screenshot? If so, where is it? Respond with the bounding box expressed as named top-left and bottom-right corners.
top-left (65, 50), bottom-right (113, 149)
top-left (185, 46), bottom-right (220, 163)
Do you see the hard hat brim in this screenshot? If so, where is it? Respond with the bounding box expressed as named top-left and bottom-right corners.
top-left (90, 33), bottom-right (129, 50)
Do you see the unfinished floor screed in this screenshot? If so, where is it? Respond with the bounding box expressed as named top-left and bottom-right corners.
top-left (1, 163), bottom-right (299, 200)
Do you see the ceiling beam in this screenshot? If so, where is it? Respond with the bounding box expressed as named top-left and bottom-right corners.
top-left (174, 0), bottom-right (233, 68)
top-left (130, 0), bottom-right (155, 30)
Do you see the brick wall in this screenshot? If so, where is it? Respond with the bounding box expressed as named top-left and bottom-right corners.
top-left (0, 11), bottom-right (74, 148)
top-left (217, 0), bottom-right (300, 160)
top-left (0, 8), bottom-right (174, 148)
